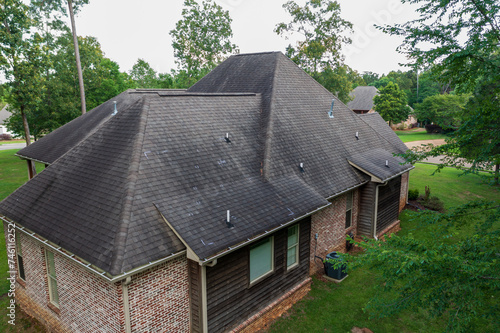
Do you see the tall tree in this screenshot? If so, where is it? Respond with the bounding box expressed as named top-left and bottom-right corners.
top-left (170, 0), bottom-right (238, 87)
top-left (275, 0), bottom-right (352, 73)
top-left (381, 0), bottom-right (500, 183)
top-left (373, 81), bottom-right (411, 126)
top-left (275, 1), bottom-right (356, 102)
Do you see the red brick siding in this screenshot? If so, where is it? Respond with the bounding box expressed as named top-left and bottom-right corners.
top-left (127, 256), bottom-right (190, 333)
top-left (4, 222), bottom-right (190, 333)
top-left (6, 225), bottom-right (123, 332)
top-left (309, 190), bottom-right (359, 275)
top-left (399, 172), bottom-right (410, 212)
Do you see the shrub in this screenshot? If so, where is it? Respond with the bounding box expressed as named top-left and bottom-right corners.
top-left (423, 196), bottom-right (445, 212)
top-left (0, 133), bottom-right (12, 141)
top-left (408, 189), bottom-right (419, 200)
top-left (424, 124), bottom-right (443, 133)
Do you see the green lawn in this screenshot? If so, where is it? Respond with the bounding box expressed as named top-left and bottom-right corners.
top-left (268, 164), bottom-right (499, 332)
top-left (395, 128), bottom-right (448, 143)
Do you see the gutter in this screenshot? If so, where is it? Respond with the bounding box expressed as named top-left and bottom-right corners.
top-left (0, 216), bottom-right (186, 283)
top-left (14, 153), bottom-right (51, 166)
top-left (122, 277), bottom-right (132, 333)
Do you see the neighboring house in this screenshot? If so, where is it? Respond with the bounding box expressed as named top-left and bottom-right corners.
top-left (0, 52), bottom-right (412, 333)
top-left (347, 86), bottom-right (378, 114)
top-left (0, 104), bottom-right (14, 136)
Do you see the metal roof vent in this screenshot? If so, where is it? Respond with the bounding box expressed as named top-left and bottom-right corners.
top-left (225, 210), bottom-right (234, 228)
top-left (112, 101), bottom-right (118, 115)
top-left (328, 99), bottom-right (334, 118)
top-left (385, 160), bottom-right (389, 168)
top-left (299, 162), bottom-right (305, 173)
top-left (355, 131), bottom-right (359, 140)
top-left (225, 133), bottom-right (231, 143)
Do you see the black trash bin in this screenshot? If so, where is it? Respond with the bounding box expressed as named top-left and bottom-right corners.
top-left (324, 251), bottom-right (348, 280)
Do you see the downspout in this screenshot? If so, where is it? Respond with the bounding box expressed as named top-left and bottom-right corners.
top-left (201, 259), bottom-right (217, 332)
top-left (122, 276), bottom-right (132, 333)
top-left (372, 181), bottom-right (389, 240)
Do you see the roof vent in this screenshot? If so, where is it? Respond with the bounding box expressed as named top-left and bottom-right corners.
top-left (225, 133), bottom-right (231, 143)
top-left (385, 160), bottom-right (389, 168)
top-left (328, 99), bottom-right (334, 118)
top-left (225, 210), bottom-right (234, 228)
top-left (355, 131), bottom-right (359, 140)
top-left (299, 162), bottom-right (305, 173)
top-left (112, 101), bottom-right (118, 115)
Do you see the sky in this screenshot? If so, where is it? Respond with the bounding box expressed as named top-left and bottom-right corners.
top-left (73, 0), bottom-right (419, 76)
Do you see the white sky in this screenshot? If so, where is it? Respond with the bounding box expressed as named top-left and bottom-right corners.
top-left (67, 1), bottom-right (420, 77)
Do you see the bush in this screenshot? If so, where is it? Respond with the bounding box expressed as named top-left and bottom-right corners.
top-left (408, 189), bottom-right (419, 200)
top-left (424, 124), bottom-right (443, 133)
top-left (0, 133), bottom-right (12, 141)
top-left (423, 196), bottom-right (445, 212)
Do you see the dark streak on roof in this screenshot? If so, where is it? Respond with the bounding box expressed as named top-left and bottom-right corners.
top-left (0, 52), bottom-right (411, 275)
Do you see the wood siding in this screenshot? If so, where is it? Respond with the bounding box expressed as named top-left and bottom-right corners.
top-left (358, 182), bottom-right (376, 236)
top-left (376, 176), bottom-right (401, 233)
top-left (205, 218), bottom-right (311, 332)
top-left (188, 259), bottom-right (203, 333)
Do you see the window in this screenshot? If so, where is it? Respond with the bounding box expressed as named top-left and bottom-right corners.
top-left (45, 250), bottom-right (59, 307)
top-left (249, 237), bottom-right (274, 283)
top-left (345, 191), bottom-right (353, 229)
top-left (16, 234), bottom-right (25, 281)
top-left (287, 225), bottom-right (299, 269)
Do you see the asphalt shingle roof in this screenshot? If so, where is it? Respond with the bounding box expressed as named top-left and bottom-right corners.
top-left (347, 86), bottom-right (379, 111)
top-left (0, 52), bottom-right (412, 275)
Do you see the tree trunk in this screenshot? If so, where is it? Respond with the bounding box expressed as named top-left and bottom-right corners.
top-left (67, 0), bottom-right (86, 115)
top-left (20, 107), bottom-right (37, 178)
top-left (495, 163), bottom-right (499, 186)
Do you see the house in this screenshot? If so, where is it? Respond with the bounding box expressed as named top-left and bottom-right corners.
top-left (0, 52), bottom-right (412, 333)
top-left (0, 104), bottom-right (14, 137)
top-left (347, 86), bottom-right (379, 114)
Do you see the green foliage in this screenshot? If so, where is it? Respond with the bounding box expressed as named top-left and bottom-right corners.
top-left (362, 71), bottom-right (379, 86)
top-left (276, 0), bottom-right (360, 102)
top-left (414, 94), bottom-right (470, 129)
top-left (343, 201), bottom-right (499, 332)
top-left (373, 81), bottom-right (411, 126)
top-left (408, 188), bottom-right (419, 200)
top-left (170, 0), bottom-right (238, 87)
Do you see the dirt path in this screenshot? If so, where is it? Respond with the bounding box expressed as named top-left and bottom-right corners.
top-left (405, 139), bottom-right (446, 149)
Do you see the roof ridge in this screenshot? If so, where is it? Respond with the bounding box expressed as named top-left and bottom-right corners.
top-left (261, 53), bottom-right (280, 180)
top-left (357, 112), bottom-right (407, 152)
top-left (109, 97), bottom-right (149, 274)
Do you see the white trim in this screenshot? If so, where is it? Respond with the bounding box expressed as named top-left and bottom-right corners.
top-left (45, 249), bottom-right (59, 307)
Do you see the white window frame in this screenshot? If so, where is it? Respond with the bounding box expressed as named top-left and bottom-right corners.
top-left (16, 233), bottom-right (25, 281)
top-left (345, 191), bottom-right (353, 229)
top-left (286, 224), bottom-right (299, 270)
top-left (249, 236), bottom-right (274, 285)
top-left (45, 250), bottom-right (59, 307)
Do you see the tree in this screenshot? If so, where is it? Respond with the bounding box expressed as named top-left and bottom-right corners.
top-left (381, 0), bottom-right (500, 184)
top-left (170, 0), bottom-right (238, 87)
top-left (31, 0), bottom-right (90, 115)
top-left (130, 59), bottom-right (159, 89)
top-left (373, 81), bottom-right (411, 126)
top-left (275, 0), bottom-right (352, 73)
top-left (414, 93), bottom-right (470, 129)
top-left (340, 201), bottom-right (500, 332)
top-left (362, 71), bottom-right (379, 86)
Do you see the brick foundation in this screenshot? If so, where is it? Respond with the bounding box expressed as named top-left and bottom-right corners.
top-left (376, 219), bottom-right (401, 239)
top-left (230, 278), bottom-right (312, 333)
top-left (309, 190), bottom-right (359, 275)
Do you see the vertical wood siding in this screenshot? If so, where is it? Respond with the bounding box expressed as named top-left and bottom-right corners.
top-left (357, 182), bottom-right (376, 236)
top-left (188, 259), bottom-right (202, 333)
top-left (205, 218), bottom-right (311, 332)
top-left (376, 176), bottom-right (401, 233)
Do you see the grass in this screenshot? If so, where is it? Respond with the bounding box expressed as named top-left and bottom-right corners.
top-left (268, 164), bottom-right (499, 332)
top-left (395, 127), bottom-right (448, 143)
top-left (0, 150), bottom-right (45, 332)
top-left (408, 163), bottom-right (499, 209)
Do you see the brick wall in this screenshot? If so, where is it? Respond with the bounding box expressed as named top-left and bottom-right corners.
top-left (309, 190), bottom-right (359, 275)
top-left (399, 172), bottom-right (410, 212)
top-left (4, 222), bottom-right (190, 333)
top-left (127, 256), bottom-right (190, 333)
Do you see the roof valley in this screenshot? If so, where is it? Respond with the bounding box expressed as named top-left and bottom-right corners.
top-left (109, 97), bottom-right (149, 274)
